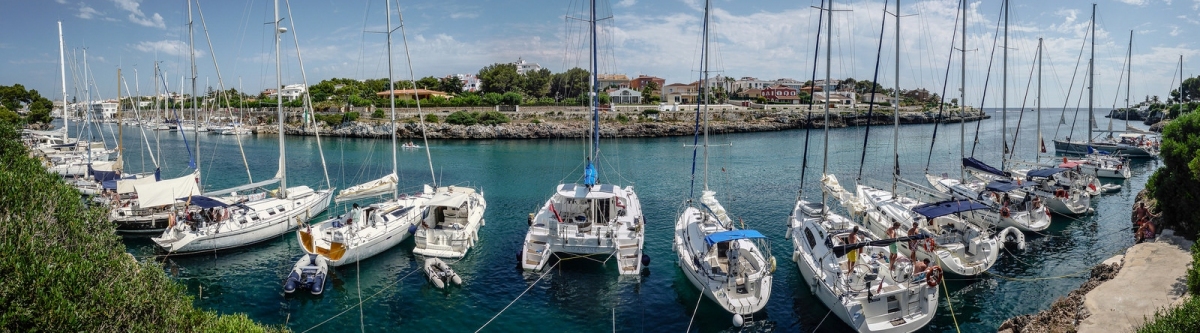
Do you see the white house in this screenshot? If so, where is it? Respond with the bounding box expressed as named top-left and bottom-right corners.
top-left (733, 77), bottom-right (775, 91)
top-left (454, 74), bottom-right (483, 92)
top-left (278, 84), bottom-right (306, 102)
top-left (512, 57), bottom-right (543, 75)
top-left (90, 101), bottom-right (117, 119)
top-left (608, 88), bottom-right (642, 104)
top-left (813, 91), bottom-right (857, 107)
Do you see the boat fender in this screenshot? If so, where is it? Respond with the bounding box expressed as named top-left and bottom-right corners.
top-left (451, 274), bottom-right (462, 285)
top-left (769, 256), bottom-right (777, 273)
top-left (284, 272), bottom-right (300, 294)
top-left (732, 314), bottom-right (745, 327)
top-left (641, 254), bottom-right (651, 267)
top-left (407, 225), bottom-right (417, 235)
top-left (925, 266), bottom-right (943, 287)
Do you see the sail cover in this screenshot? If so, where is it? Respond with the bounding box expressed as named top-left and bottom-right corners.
top-left (116, 176), bottom-right (158, 194)
top-left (984, 180), bottom-right (1022, 193)
top-left (704, 230), bottom-right (766, 247)
top-left (1025, 168), bottom-right (1069, 179)
top-left (177, 195), bottom-right (228, 209)
top-left (912, 199), bottom-right (990, 219)
top-left (963, 157), bottom-right (1008, 177)
top-left (134, 172), bottom-right (200, 208)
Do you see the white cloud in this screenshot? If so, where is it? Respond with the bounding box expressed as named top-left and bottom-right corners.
top-left (133, 40), bottom-right (202, 58)
top-left (76, 2), bottom-right (102, 19)
top-left (55, 0), bottom-right (68, 3)
top-left (616, 0), bottom-right (637, 8)
top-left (450, 12), bottom-right (479, 19)
top-left (110, 0), bottom-right (165, 29)
top-left (1116, 0), bottom-right (1149, 6)
top-left (1170, 25), bottom-right (1181, 36)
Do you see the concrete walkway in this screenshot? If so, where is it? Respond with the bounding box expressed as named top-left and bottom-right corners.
top-left (1078, 234), bottom-right (1194, 333)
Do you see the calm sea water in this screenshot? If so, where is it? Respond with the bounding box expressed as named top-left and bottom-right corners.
top-left (66, 108), bottom-right (1153, 332)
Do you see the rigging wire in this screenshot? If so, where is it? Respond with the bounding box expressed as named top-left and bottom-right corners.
top-left (796, 0), bottom-right (824, 200)
top-left (969, 3), bottom-right (1006, 158)
top-left (856, 0), bottom-right (888, 182)
top-left (922, 1), bottom-right (962, 174)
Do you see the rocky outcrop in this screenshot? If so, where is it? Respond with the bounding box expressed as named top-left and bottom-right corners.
top-left (1149, 120), bottom-right (1168, 133)
top-left (257, 110), bottom-right (987, 139)
top-left (997, 260), bottom-right (1122, 333)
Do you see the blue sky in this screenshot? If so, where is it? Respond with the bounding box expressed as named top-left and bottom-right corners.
top-left (3, 0), bottom-right (1199, 108)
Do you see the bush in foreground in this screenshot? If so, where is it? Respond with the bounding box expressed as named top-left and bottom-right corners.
top-left (0, 120), bottom-right (281, 332)
top-left (1146, 111), bottom-right (1200, 238)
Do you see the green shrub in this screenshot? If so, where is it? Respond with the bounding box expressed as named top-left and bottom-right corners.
top-left (424, 113), bottom-right (439, 123)
top-left (1190, 243), bottom-right (1200, 295)
top-left (477, 111), bottom-right (511, 125)
top-left (1147, 111), bottom-right (1200, 238)
top-left (616, 113), bottom-right (630, 123)
top-left (0, 120), bottom-right (281, 332)
top-left (372, 109), bottom-right (385, 118)
top-left (530, 118), bottom-right (541, 124)
top-left (641, 109), bottom-right (660, 116)
top-left (445, 110), bottom-right (477, 125)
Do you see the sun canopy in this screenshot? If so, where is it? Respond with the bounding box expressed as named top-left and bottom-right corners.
top-left (178, 195), bottom-right (228, 209)
top-left (1025, 168), bottom-right (1068, 179)
top-left (963, 157), bottom-right (1008, 177)
top-left (832, 233), bottom-right (932, 258)
top-left (134, 172), bottom-right (200, 208)
top-left (704, 230), bottom-right (766, 247)
top-left (426, 192), bottom-right (471, 208)
top-left (985, 180), bottom-right (1023, 193)
top-left (116, 176), bottom-right (158, 194)
top-left (912, 199), bottom-right (990, 219)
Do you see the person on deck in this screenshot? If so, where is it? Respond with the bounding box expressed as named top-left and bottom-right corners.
top-left (846, 227), bottom-right (860, 276)
top-left (886, 222), bottom-right (900, 271)
top-left (907, 224), bottom-right (920, 260)
top-left (913, 258), bottom-right (929, 279)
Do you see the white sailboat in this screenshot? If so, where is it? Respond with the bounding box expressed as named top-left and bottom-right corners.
top-left (521, 0), bottom-right (645, 276)
top-left (673, 1), bottom-right (772, 327)
top-left (153, 0), bottom-right (333, 254)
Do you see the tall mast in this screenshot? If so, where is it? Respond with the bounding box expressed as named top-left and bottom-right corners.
top-left (57, 20), bottom-right (66, 140)
top-left (1001, 0), bottom-right (1008, 170)
top-left (189, 0), bottom-right (201, 190)
top-left (822, 0), bottom-right (832, 183)
top-left (589, 0), bottom-right (599, 166)
top-left (116, 68), bottom-right (123, 172)
top-left (701, 0), bottom-right (711, 191)
top-left (274, 0), bottom-right (287, 198)
top-left (386, 0), bottom-right (398, 199)
top-left (1037, 38), bottom-right (1043, 163)
top-left (1180, 55), bottom-right (1185, 118)
top-left (1088, 4), bottom-right (1094, 146)
top-left (1125, 30), bottom-right (1132, 131)
top-left (892, 0), bottom-right (900, 193)
top-left (83, 48), bottom-right (91, 164)
top-left (959, 0), bottom-right (966, 180)
top-left (396, 2), bottom-right (437, 187)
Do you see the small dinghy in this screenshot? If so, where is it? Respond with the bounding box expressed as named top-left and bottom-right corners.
top-left (423, 257), bottom-right (462, 289)
top-left (1100, 183), bottom-right (1121, 193)
top-left (284, 254), bottom-right (329, 295)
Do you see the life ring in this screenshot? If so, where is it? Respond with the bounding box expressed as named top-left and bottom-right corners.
top-left (923, 238), bottom-right (936, 252)
top-left (926, 266), bottom-right (943, 287)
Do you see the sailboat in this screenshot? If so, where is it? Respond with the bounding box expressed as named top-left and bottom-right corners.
top-left (674, 1), bottom-right (773, 327)
top-left (1054, 7), bottom-right (1158, 158)
top-left (520, 0), bottom-right (646, 276)
top-left (152, 0), bottom-right (333, 254)
top-left (789, 2), bottom-right (938, 331)
top-left (827, 0), bottom-right (999, 277)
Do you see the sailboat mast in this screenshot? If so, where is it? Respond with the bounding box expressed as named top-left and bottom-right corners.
top-left (84, 48), bottom-right (91, 164)
top-left (893, 0), bottom-right (900, 193)
top-left (275, 0), bottom-right (287, 198)
top-left (1001, 0), bottom-right (1007, 170)
top-left (959, 0), bottom-right (966, 180)
top-left (822, 0), bottom-right (832, 179)
top-left (58, 20), bottom-right (68, 140)
top-left (1088, 4), bottom-right (1094, 146)
top-left (189, 0), bottom-right (201, 190)
top-left (589, 0), bottom-right (599, 165)
top-left (1037, 38), bottom-right (1043, 163)
top-left (1125, 30), bottom-right (1132, 130)
top-left (701, 0), bottom-right (711, 191)
top-left (396, 3), bottom-right (437, 187)
top-left (386, 0), bottom-right (398, 199)
top-left (116, 68), bottom-right (123, 172)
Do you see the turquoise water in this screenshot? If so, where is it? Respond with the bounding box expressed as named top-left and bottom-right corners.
top-left (70, 109), bottom-right (1152, 332)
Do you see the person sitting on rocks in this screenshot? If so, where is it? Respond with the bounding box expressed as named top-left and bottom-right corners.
top-left (1136, 221), bottom-right (1156, 244)
top-left (1133, 202), bottom-right (1149, 226)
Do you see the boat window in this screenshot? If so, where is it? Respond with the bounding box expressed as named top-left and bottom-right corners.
top-left (267, 209), bottom-right (276, 216)
top-left (390, 206), bottom-right (413, 217)
top-left (276, 205), bottom-right (286, 212)
top-left (804, 228), bottom-right (818, 249)
top-left (886, 295), bottom-right (900, 313)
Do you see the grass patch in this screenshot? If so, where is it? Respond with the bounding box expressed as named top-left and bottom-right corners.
top-left (0, 120), bottom-right (282, 332)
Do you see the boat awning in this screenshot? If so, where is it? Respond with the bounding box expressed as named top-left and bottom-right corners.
top-left (116, 176), bottom-right (158, 194)
top-left (178, 195), bottom-right (229, 208)
top-left (1026, 168), bottom-right (1068, 179)
top-left (704, 230), bottom-right (766, 247)
top-left (912, 199), bottom-right (990, 219)
top-left (963, 157), bottom-right (1008, 177)
top-left (89, 165), bottom-right (120, 182)
top-left (426, 192), bottom-right (471, 208)
top-left (832, 233), bottom-right (932, 258)
top-left (134, 172), bottom-right (200, 208)
top-left (203, 178), bottom-right (281, 196)
top-left (985, 180), bottom-right (1022, 193)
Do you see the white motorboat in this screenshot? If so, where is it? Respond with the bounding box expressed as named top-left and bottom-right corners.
top-left (789, 200), bottom-right (938, 333)
top-left (153, 186), bottom-right (332, 254)
top-left (298, 190), bottom-right (427, 267)
top-left (1067, 152), bottom-right (1131, 179)
top-left (926, 173), bottom-right (1051, 233)
top-left (401, 142), bottom-right (420, 149)
top-left (676, 191), bottom-right (773, 325)
top-left (424, 257), bottom-right (462, 289)
top-left (520, 0), bottom-right (645, 276)
top-left (413, 186), bottom-right (486, 258)
top-left (219, 126), bottom-right (251, 135)
top-left (283, 254), bottom-right (328, 295)
top-left (334, 173), bottom-right (397, 203)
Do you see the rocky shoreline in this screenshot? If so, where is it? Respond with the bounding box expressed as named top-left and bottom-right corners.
top-left (256, 110), bottom-right (989, 139)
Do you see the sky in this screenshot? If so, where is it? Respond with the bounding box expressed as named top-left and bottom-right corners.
top-left (2, 0), bottom-right (1199, 108)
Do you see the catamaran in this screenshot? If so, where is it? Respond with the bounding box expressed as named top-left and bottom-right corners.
top-left (521, 0), bottom-right (645, 276)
